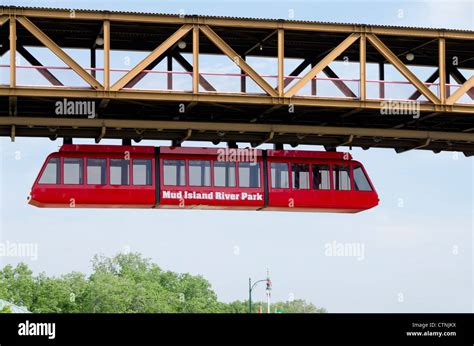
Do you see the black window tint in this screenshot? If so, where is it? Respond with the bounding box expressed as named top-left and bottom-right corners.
top-left (214, 161), bottom-right (236, 187)
top-left (238, 162), bottom-right (261, 188)
top-left (333, 164), bottom-right (351, 191)
top-left (110, 159), bottom-right (130, 185)
top-left (189, 160), bottom-right (211, 186)
top-left (38, 157), bottom-right (60, 184)
top-left (133, 159), bottom-right (152, 186)
top-left (163, 160), bottom-right (186, 186)
top-left (353, 166), bottom-right (372, 191)
top-left (312, 164), bottom-right (331, 190)
top-left (271, 162), bottom-right (289, 188)
top-left (64, 158), bottom-right (84, 185)
top-left (87, 158), bottom-right (106, 185)
top-left (291, 163), bottom-right (310, 189)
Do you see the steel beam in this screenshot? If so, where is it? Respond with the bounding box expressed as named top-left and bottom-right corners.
top-left (1, 116), bottom-right (474, 143)
top-left (450, 68), bottom-right (474, 100)
top-left (103, 20), bottom-right (110, 90)
top-left (278, 28), bottom-right (284, 97)
top-left (395, 138), bottom-right (431, 153)
top-left (446, 76), bottom-right (474, 105)
top-left (4, 8), bottom-right (474, 40)
top-left (16, 16), bottom-right (102, 90)
top-left (167, 54), bottom-right (173, 90)
top-left (408, 69), bottom-right (438, 100)
top-left (173, 53), bottom-right (216, 91)
top-left (0, 15), bottom-right (9, 26)
top-left (283, 58), bottom-right (311, 88)
top-left (110, 24), bottom-right (192, 91)
top-left (367, 34), bottom-right (440, 104)
top-left (200, 25), bottom-right (278, 97)
top-left (1, 86), bottom-right (473, 113)
top-left (17, 46), bottom-right (63, 86)
top-left (9, 16), bottom-right (15, 88)
top-left (438, 38), bottom-right (446, 103)
top-left (125, 55), bottom-right (167, 89)
top-left (192, 25), bottom-right (199, 94)
top-left (285, 33), bottom-right (360, 97)
top-left (359, 34), bottom-right (366, 101)
top-left (240, 55), bottom-right (246, 93)
top-left (90, 47), bottom-right (96, 78)
top-left (322, 66), bottom-right (357, 98)
top-left (281, 58), bottom-right (356, 98)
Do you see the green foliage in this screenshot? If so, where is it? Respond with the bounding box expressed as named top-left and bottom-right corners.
top-left (0, 305), bottom-right (13, 313)
top-left (0, 253), bottom-right (326, 314)
top-left (221, 299), bottom-right (325, 313)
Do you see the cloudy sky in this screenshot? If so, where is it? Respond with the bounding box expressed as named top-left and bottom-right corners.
top-left (0, 0), bottom-right (473, 313)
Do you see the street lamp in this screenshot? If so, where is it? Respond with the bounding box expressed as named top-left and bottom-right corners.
top-left (248, 269), bottom-right (272, 313)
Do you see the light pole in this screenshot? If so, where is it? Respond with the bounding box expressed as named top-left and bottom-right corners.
top-left (248, 270), bottom-right (271, 314)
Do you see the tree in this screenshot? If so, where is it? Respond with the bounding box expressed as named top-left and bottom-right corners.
top-left (0, 263), bottom-right (36, 310)
top-left (0, 254), bottom-right (326, 314)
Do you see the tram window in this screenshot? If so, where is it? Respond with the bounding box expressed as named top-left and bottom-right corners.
top-left (332, 165), bottom-right (351, 191)
top-left (87, 158), bottom-right (106, 185)
top-left (189, 160), bottom-right (211, 187)
top-left (38, 157), bottom-right (60, 184)
top-left (64, 158), bottom-right (84, 185)
top-left (214, 161), bottom-right (236, 187)
top-left (271, 162), bottom-right (289, 188)
top-left (312, 164), bottom-right (330, 190)
top-left (163, 160), bottom-right (186, 186)
top-left (353, 166), bottom-right (372, 191)
top-left (133, 159), bottom-right (152, 186)
top-left (238, 162), bottom-right (261, 188)
top-left (291, 163), bottom-right (310, 189)
top-left (110, 159), bottom-right (130, 185)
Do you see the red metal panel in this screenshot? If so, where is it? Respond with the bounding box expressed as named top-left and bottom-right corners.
top-left (267, 149), bottom-right (351, 160)
top-left (30, 149), bottom-right (155, 208)
top-left (59, 144), bottom-right (155, 154)
top-left (29, 146), bottom-right (378, 213)
top-left (159, 149), bottom-right (264, 209)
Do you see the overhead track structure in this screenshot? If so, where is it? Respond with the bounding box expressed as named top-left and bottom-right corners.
top-left (0, 6), bottom-right (473, 155)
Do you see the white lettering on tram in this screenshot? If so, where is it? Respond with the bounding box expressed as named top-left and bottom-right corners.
top-left (162, 191), bottom-right (262, 201)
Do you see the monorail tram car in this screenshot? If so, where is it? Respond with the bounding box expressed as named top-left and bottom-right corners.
top-left (29, 145), bottom-right (378, 212)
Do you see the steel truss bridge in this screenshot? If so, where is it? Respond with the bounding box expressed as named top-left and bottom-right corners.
top-left (0, 6), bottom-right (473, 155)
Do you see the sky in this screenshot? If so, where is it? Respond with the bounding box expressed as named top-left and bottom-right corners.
top-left (0, 0), bottom-right (473, 313)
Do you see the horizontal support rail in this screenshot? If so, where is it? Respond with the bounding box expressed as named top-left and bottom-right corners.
top-left (0, 117), bottom-right (473, 143)
top-left (1, 7), bottom-right (473, 40)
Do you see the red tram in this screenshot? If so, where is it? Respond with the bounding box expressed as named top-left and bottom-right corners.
top-left (29, 145), bottom-right (379, 212)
